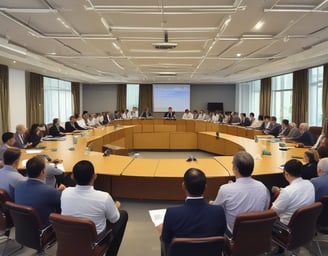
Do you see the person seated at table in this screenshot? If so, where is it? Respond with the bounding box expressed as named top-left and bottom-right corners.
top-left (318, 146), bottom-right (328, 159)
top-left (182, 109), bottom-right (193, 120)
top-left (211, 151), bottom-right (270, 233)
top-left (13, 124), bottom-right (32, 149)
top-left (140, 107), bottom-right (152, 118)
top-left (271, 159), bottom-right (314, 225)
top-left (26, 123), bottom-right (42, 147)
top-left (0, 148), bottom-right (26, 199)
top-left (0, 132), bottom-right (16, 162)
top-left (164, 107), bottom-right (176, 119)
top-left (65, 115), bottom-right (85, 132)
top-left (239, 113), bottom-right (251, 126)
top-left (15, 156), bottom-right (65, 227)
top-left (294, 123), bottom-right (313, 146)
top-left (228, 112), bottom-right (241, 124)
top-left (264, 116), bottom-right (281, 137)
top-left (158, 168), bottom-right (226, 256)
top-left (75, 113), bottom-right (90, 129)
top-left (313, 134), bottom-right (328, 150)
top-left (259, 115), bottom-right (271, 130)
top-left (250, 114), bottom-right (264, 129)
top-left (301, 149), bottom-right (319, 180)
top-left (196, 110), bottom-right (205, 120)
top-left (278, 119), bottom-right (290, 137)
top-left (283, 122), bottom-right (300, 140)
top-left (311, 158), bottom-right (328, 202)
top-left (49, 118), bottom-right (66, 137)
top-left (130, 107), bottom-right (138, 119)
top-left (61, 160), bottom-right (128, 256)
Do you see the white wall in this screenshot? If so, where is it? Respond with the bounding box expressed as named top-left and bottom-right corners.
top-left (8, 68), bottom-right (26, 131)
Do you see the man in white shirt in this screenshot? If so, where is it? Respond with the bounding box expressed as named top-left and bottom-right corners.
top-left (182, 109), bottom-right (193, 120)
top-left (212, 151), bottom-right (270, 232)
top-left (61, 160), bottom-right (128, 256)
top-left (272, 159), bottom-right (315, 225)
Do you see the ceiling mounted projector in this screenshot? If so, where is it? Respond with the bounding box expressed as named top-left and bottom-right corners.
top-left (152, 31), bottom-right (177, 50)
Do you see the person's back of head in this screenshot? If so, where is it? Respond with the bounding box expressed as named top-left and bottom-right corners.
top-left (284, 159), bottom-right (302, 178)
top-left (282, 119), bottom-right (289, 126)
top-left (53, 118), bottom-right (59, 126)
top-left (73, 160), bottom-right (95, 185)
top-left (26, 155), bottom-right (46, 178)
top-left (232, 151), bottom-right (254, 177)
top-left (250, 112), bottom-right (254, 118)
top-left (258, 115), bottom-right (264, 121)
top-left (318, 146), bottom-right (328, 159)
top-left (304, 149), bottom-right (319, 163)
top-left (2, 132), bottom-right (14, 144)
top-left (317, 158), bottom-right (328, 175)
top-left (3, 148), bottom-right (21, 165)
top-left (183, 168), bottom-right (206, 197)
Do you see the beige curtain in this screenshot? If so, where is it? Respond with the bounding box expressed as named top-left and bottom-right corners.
top-left (71, 82), bottom-right (80, 115)
top-left (26, 72), bottom-right (44, 127)
top-left (116, 84), bottom-right (126, 111)
top-left (259, 77), bottom-right (271, 115)
top-left (139, 84), bottom-right (153, 113)
top-left (323, 64), bottom-right (328, 135)
top-left (0, 64), bottom-right (9, 134)
top-left (292, 69), bottom-right (308, 125)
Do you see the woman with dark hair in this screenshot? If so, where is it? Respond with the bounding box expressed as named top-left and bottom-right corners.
top-left (301, 149), bottom-right (319, 179)
top-left (26, 123), bottom-right (42, 147)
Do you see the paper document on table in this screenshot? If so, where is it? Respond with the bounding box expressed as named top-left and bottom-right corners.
top-left (25, 149), bottom-right (43, 154)
top-left (49, 163), bottom-right (66, 172)
top-left (149, 209), bottom-right (166, 227)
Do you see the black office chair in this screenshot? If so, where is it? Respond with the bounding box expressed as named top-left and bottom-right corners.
top-left (167, 236), bottom-right (224, 256)
top-left (5, 201), bottom-right (56, 254)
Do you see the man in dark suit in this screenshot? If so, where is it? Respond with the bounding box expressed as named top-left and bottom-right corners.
top-left (49, 118), bottom-right (66, 137)
top-left (164, 107), bottom-right (176, 119)
top-left (65, 115), bottom-right (85, 132)
top-left (15, 155), bottom-right (65, 227)
top-left (13, 124), bottom-right (32, 148)
top-left (264, 116), bottom-right (281, 137)
top-left (159, 168), bottom-right (226, 255)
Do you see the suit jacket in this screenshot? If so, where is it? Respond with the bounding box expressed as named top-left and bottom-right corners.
top-left (268, 123), bottom-right (281, 137)
top-left (25, 132), bottom-right (41, 147)
top-left (13, 133), bottom-right (26, 149)
top-left (161, 199), bottom-right (226, 245)
top-left (49, 125), bottom-right (65, 137)
top-left (15, 179), bottom-right (61, 227)
top-left (240, 117), bottom-right (251, 126)
top-left (65, 121), bottom-right (85, 132)
top-left (164, 112), bottom-right (175, 119)
top-left (296, 131), bottom-right (313, 146)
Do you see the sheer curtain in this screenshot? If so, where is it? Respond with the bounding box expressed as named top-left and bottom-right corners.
top-left (27, 72), bottom-right (44, 127)
top-left (259, 77), bottom-right (271, 115)
top-left (292, 69), bottom-right (308, 124)
top-left (0, 64), bottom-right (9, 134)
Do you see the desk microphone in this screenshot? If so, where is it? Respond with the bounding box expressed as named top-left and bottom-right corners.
top-left (216, 132), bottom-right (220, 140)
top-left (186, 155), bottom-right (197, 162)
top-left (103, 148), bottom-right (111, 157)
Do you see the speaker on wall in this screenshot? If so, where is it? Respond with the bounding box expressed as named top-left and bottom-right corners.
top-left (207, 102), bottom-right (223, 112)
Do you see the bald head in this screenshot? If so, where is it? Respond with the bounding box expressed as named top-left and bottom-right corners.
top-left (318, 158), bottom-right (328, 176)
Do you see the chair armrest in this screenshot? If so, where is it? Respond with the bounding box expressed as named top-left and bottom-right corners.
top-left (272, 221), bottom-right (290, 234)
top-left (94, 227), bottom-right (112, 248)
top-left (40, 224), bottom-right (53, 237)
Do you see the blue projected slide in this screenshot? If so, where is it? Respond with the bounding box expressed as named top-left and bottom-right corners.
top-left (153, 84), bottom-right (190, 112)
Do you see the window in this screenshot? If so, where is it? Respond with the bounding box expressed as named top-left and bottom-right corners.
top-left (126, 84), bottom-right (139, 113)
top-left (271, 73), bottom-right (293, 122)
top-left (238, 80), bottom-right (260, 116)
top-left (44, 77), bottom-right (72, 124)
top-left (308, 66), bottom-right (323, 126)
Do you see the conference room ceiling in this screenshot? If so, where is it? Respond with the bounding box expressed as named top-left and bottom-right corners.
top-left (0, 0), bottom-right (328, 84)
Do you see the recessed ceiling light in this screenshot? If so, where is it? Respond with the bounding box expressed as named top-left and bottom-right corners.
top-left (236, 53), bottom-right (241, 57)
top-left (12, 60), bottom-right (16, 64)
top-left (254, 21), bottom-right (264, 30)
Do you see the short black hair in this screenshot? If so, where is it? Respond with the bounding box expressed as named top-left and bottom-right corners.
top-left (53, 118), bottom-right (59, 125)
top-left (73, 160), bottom-right (94, 185)
top-left (282, 119), bottom-right (289, 126)
top-left (284, 159), bottom-right (302, 177)
top-left (3, 148), bottom-right (21, 165)
top-left (250, 112), bottom-right (254, 117)
top-left (2, 132), bottom-right (14, 143)
top-left (318, 146), bottom-right (328, 159)
top-left (26, 155), bottom-right (46, 178)
top-left (233, 151), bottom-right (254, 177)
top-left (183, 168), bottom-right (206, 197)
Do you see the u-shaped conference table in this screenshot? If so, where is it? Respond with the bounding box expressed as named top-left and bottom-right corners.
top-left (20, 119), bottom-right (305, 200)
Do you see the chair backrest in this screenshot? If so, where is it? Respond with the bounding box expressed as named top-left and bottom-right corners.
top-left (287, 202), bottom-right (323, 250)
top-left (0, 189), bottom-right (13, 231)
top-left (5, 201), bottom-right (44, 251)
top-left (230, 209), bottom-right (277, 256)
top-left (317, 196), bottom-right (328, 233)
top-left (50, 213), bottom-right (108, 256)
top-left (168, 236), bottom-right (224, 256)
